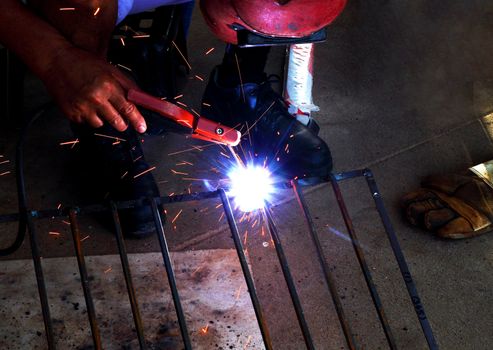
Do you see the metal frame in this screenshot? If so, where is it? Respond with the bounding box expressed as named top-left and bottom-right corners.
top-left (0, 169), bottom-right (438, 349)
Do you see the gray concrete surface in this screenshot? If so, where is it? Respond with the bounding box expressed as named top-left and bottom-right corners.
top-left (1, 1), bottom-right (493, 349)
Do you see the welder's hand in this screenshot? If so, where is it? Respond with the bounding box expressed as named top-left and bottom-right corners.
top-left (41, 46), bottom-right (147, 133)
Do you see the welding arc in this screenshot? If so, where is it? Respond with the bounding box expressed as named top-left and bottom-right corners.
top-left (0, 102), bottom-right (55, 256)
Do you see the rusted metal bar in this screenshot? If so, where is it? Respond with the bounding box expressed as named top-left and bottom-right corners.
top-left (363, 169), bottom-right (438, 350)
top-left (218, 189), bottom-right (273, 350)
top-left (329, 174), bottom-right (397, 349)
top-left (263, 205), bottom-right (315, 350)
top-left (26, 213), bottom-right (56, 349)
top-left (149, 198), bottom-right (192, 350)
top-left (109, 202), bottom-right (147, 349)
top-left (68, 209), bottom-right (102, 350)
top-left (292, 180), bottom-right (358, 350)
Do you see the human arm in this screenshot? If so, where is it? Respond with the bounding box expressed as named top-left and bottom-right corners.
top-left (0, 0), bottom-right (147, 132)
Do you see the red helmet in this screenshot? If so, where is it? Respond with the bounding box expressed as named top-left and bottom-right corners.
top-left (200, 0), bottom-right (347, 45)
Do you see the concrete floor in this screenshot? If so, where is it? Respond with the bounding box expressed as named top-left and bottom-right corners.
top-left (2, 1), bottom-right (493, 349)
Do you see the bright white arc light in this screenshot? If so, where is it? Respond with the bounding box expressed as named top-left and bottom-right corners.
top-left (227, 166), bottom-right (274, 212)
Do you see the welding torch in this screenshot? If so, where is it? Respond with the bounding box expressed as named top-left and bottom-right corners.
top-left (127, 89), bottom-right (241, 147)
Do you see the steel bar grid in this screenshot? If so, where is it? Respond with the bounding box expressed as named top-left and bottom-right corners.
top-left (0, 170), bottom-right (438, 349)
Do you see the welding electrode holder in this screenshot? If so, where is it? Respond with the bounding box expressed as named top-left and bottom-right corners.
top-left (127, 89), bottom-right (240, 146)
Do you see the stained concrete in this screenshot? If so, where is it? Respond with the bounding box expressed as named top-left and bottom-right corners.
top-left (0, 250), bottom-right (263, 349)
top-left (1, 1), bottom-right (493, 349)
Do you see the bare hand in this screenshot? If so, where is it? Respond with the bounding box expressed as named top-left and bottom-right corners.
top-left (41, 46), bottom-right (147, 133)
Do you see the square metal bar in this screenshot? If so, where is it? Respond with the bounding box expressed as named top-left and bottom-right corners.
top-left (68, 209), bottom-right (102, 350)
top-left (219, 188), bottom-right (273, 350)
top-left (109, 201), bottom-right (147, 349)
top-left (149, 197), bottom-right (192, 350)
top-left (292, 179), bottom-right (358, 350)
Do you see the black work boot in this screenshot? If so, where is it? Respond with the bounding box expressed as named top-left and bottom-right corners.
top-left (73, 123), bottom-right (164, 238)
top-left (201, 67), bottom-right (332, 184)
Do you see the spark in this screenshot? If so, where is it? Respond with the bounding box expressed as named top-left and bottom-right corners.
top-left (177, 119), bottom-right (192, 128)
top-left (59, 140), bottom-right (79, 146)
top-left (205, 47), bottom-right (215, 55)
top-left (80, 235), bottom-right (90, 242)
top-left (192, 145), bottom-right (205, 152)
top-left (261, 226), bottom-right (265, 236)
top-left (220, 152), bottom-right (230, 159)
top-left (175, 101), bottom-right (187, 108)
top-left (181, 177), bottom-right (210, 181)
top-left (215, 203), bottom-right (223, 209)
top-left (120, 171), bottom-right (128, 179)
top-left (171, 40), bottom-right (192, 70)
top-left (133, 155), bottom-right (143, 162)
top-left (289, 134), bottom-right (294, 138)
top-left (179, 160), bottom-right (193, 166)
top-left (94, 133), bottom-right (126, 142)
top-left (133, 166), bottom-right (156, 179)
top-left (49, 231), bottom-right (60, 236)
top-left (235, 285), bottom-right (243, 300)
top-left (59, 7), bottom-right (75, 11)
top-left (173, 94), bottom-right (183, 99)
top-left (218, 212), bottom-right (224, 222)
top-left (190, 108), bottom-right (201, 118)
top-left (116, 63), bottom-right (132, 72)
top-left (194, 75), bottom-right (204, 81)
top-left (243, 335), bottom-right (252, 349)
top-left (200, 324), bottom-right (209, 334)
top-left (132, 34), bottom-right (150, 38)
top-left (202, 102), bottom-right (211, 107)
top-left (56, 203), bottom-right (62, 210)
top-left (172, 209), bottom-right (183, 224)
top-left (244, 101), bottom-right (275, 135)
top-left (234, 53), bottom-right (245, 102)
top-left (120, 37), bottom-right (125, 46)
top-left (251, 219), bottom-right (258, 228)
top-left (171, 169), bottom-right (189, 176)
top-left (239, 212), bottom-right (247, 223)
top-left (112, 141), bottom-right (120, 146)
top-left (191, 265), bottom-right (203, 277)
top-left (104, 267), bottom-right (112, 274)
top-left (61, 220), bottom-right (70, 225)
top-left (243, 230), bottom-right (248, 245)
top-left (93, 7), bottom-right (100, 16)
top-left (199, 207), bottom-right (209, 213)
top-left (168, 192), bottom-right (175, 197)
top-left (284, 143), bottom-right (289, 152)
top-left (245, 121), bottom-right (253, 146)
top-left (0, 171), bottom-right (10, 176)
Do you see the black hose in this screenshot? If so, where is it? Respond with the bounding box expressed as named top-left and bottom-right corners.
top-left (0, 102), bottom-right (55, 256)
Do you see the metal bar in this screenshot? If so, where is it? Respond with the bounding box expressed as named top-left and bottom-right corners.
top-left (329, 174), bottom-right (397, 349)
top-left (363, 169), bottom-right (439, 350)
top-left (149, 198), bottom-right (192, 350)
top-left (109, 202), bottom-right (147, 349)
top-left (68, 209), bottom-right (102, 350)
top-left (25, 213), bottom-right (56, 349)
top-left (262, 205), bottom-right (315, 350)
top-left (291, 180), bottom-right (358, 350)
top-left (218, 189), bottom-right (273, 350)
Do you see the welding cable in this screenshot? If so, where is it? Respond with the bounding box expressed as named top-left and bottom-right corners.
top-left (0, 101), bottom-right (55, 256)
